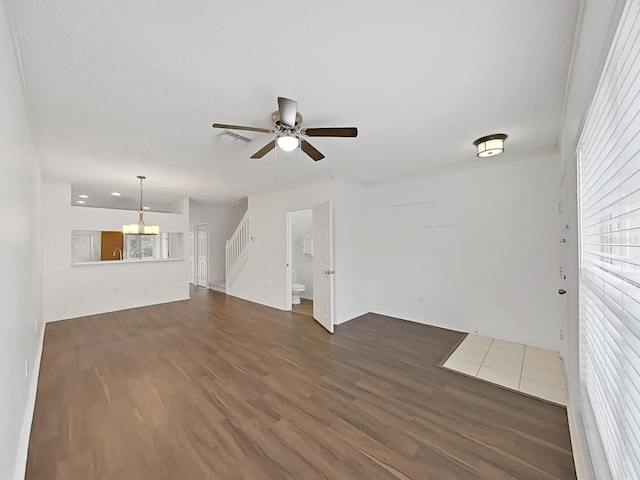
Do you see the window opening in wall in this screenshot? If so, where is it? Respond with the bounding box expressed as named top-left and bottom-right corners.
top-left (124, 232), bottom-right (170, 259)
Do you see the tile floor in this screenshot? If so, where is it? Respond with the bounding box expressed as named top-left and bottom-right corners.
top-left (442, 334), bottom-right (568, 406)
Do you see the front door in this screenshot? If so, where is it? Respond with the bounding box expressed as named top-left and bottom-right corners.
top-left (312, 201), bottom-right (334, 333)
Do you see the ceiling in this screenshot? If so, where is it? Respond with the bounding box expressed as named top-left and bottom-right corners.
top-left (8, 0), bottom-right (580, 206)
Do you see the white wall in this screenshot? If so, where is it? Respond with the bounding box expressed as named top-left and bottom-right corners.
top-left (290, 209), bottom-right (313, 299)
top-left (233, 156), bottom-right (561, 344)
top-left (367, 151), bottom-right (563, 350)
top-left (0, 2), bottom-right (43, 479)
top-left (230, 178), bottom-right (368, 324)
top-left (189, 199), bottom-right (247, 285)
top-left (333, 179), bottom-right (370, 323)
top-left (42, 182), bottom-right (190, 322)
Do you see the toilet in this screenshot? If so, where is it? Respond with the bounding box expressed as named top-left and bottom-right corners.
top-left (292, 283), bottom-right (306, 304)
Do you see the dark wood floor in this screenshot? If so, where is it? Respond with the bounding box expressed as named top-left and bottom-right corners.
top-left (26, 291), bottom-right (576, 479)
top-left (291, 298), bottom-right (313, 317)
top-left (189, 284), bottom-right (208, 293)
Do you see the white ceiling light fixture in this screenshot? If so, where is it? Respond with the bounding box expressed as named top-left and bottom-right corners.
top-left (78, 194), bottom-right (88, 199)
top-left (473, 133), bottom-right (508, 158)
top-left (122, 176), bottom-right (159, 235)
top-left (276, 133), bottom-right (299, 152)
top-left (111, 192), bottom-right (121, 197)
top-left (76, 200), bottom-right (86, 204)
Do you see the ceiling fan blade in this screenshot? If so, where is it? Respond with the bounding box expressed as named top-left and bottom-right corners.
top-left (278, 97), bottom-right (298, 128)
top-left (303, 127), bottom-right (358, 137)
top-left (212, 123), bottom-right (274, 134)
top-left (301, 140), bottom-right (325, 161)
top-left (250, 140), bottom-right (276, 159)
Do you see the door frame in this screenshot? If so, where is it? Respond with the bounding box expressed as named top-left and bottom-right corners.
top-left (285, 203), bottom-right (334, 331)
top-left (189, 224), bottom-right (196, 284)
top-left (285, 212), bottom-right (293, 309)
top-left (196, 223), bottom-right (208, 288)
top-left (285, 207), bottom-right (315, 310)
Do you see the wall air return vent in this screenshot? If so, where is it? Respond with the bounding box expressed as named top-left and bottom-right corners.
top-left (217, 130), bottom-right (253, 145)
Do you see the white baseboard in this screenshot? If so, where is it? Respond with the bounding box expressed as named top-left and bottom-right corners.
top-left (566, 397), bottom-right (595, 480)
top-left (13, 325), bottom-right (45, 480)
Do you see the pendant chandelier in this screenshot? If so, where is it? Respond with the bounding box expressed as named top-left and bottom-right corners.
top-left (122, 175), bottom-right (159, 235)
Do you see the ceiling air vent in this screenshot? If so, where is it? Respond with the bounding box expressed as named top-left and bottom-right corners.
top-left (217, 130), bottom-right (253, 145)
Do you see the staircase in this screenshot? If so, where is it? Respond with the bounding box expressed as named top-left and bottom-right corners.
top-left (225, 212), bottom-right (249, 293)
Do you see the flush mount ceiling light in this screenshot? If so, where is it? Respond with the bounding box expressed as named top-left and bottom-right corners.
top-left (111, 192), bottom-right (121, 197)
top-left (122, 176), bottom-right (159, 235)
top-left (276, 133), bottom-right (299, 152)
top-left (473, 133), bottom-right (508, 158)
top-left (78, 194), bottom-right (89, 199)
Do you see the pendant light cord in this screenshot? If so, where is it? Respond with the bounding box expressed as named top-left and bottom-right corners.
top-left (137, 175), bottom-right (146, 212)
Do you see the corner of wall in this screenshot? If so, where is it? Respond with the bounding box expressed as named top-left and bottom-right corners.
top-left (13, 324), bottom-right (45, 480)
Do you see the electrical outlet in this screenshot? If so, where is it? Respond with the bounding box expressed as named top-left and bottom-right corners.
top-left (560, 329), bottom-right (564, 341)
top-left (25, 360), bottom-right (29, 377)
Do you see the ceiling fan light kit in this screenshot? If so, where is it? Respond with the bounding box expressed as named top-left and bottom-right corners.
top-left (212, 96), bottom-right (358, 161)
top-left (473, 133), bottom-right (508, 158)
top-left (277, 134), bottom-right (299, 152)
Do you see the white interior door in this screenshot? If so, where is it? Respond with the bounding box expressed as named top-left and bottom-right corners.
top-left (188, 225), bottom-right (195, 284)
top-left (196, 223), bottom-right (208, 288)
top-left (312, 201), bottom-right (334, 333)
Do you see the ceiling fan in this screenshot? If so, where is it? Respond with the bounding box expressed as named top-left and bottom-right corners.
top-left (212, 97), bottom-right (358, 161)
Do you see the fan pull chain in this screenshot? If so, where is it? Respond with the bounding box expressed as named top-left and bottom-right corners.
top-left (298, 139), bottom-right (302, 179)
top-left (274, 141), bottom-right (278, 180)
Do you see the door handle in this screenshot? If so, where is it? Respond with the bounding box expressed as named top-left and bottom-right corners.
top-left (558, 289), bottom-right (566, 295)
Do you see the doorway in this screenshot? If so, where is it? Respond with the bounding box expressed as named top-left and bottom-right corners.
top-left (286, 200), bottom-right (334, 333)
top-left (188, 225), bottom-right (196, 284)
top-left (288, 209), bottom-right (314, 317)
top-left (196, 223), bottom-right (208, 288)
